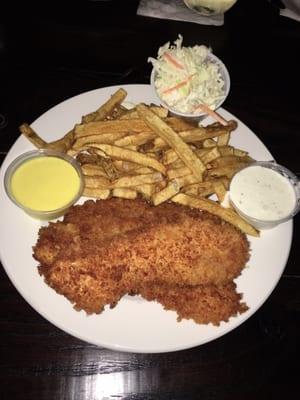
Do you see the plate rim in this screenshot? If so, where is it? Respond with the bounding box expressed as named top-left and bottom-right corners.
top-left (0, 83), bottom-right (293, 353)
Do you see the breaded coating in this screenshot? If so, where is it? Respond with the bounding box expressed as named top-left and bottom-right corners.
top-left (137, 282), bottom-right (248, 326)
top-left (34, 198), bottom-right (250, 324)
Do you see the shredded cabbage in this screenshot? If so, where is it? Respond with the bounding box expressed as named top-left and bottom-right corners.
top-left (148, 35), bottom-right (225, 114)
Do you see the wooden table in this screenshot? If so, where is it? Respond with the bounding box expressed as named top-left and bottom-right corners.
top-left (1, 1), bottom-right (299, 398)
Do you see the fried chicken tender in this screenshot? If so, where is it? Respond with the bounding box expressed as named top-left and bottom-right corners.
top-left (137, 282), bottom-right (248, 326)
top-left (34, 198), bottom-right (250, 324)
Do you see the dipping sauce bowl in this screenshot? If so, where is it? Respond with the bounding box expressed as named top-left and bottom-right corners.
top-left (4, 149), bottom-right (83, 220)
top-left (229, 161), bottom-right (300, 230)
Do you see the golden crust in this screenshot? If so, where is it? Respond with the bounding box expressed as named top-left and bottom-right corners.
top-left (137, 282), bottom-right (248, 326)
top-left (34, 198), bottom-right (250, 324)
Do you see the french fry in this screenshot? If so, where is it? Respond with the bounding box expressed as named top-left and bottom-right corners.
top-left (202, 138), bottom-right (217, 148)
top-left (19, 123), bottom-right (47, 148)
top-left (75, 117), bottom-right (193, 139)
top-left (120, 105), bottom-right (168, 119)
top-left (135, 184), bottom-right (156, 199)
top-left (133, 166), bottom-right (156, 174)
top-left (111, 104), bottom-right (129, 120)
top-left (167, 117), bottom-right (197, 131)
top-left (162, 148), bottom-right (179, 165)
top-left (148, 105), bottom-right (169, 118)
top-left (207, 155), bottom-right (253, 169)
top-left (182, 177), bottom-right (228, 197)
top-left (81, 88), bottom-right (127, 123)
top-left (182, 184), bottom-right (199, 196)
top-left (167, 166), bottom-right (191, 180)
top-left (217, 146), bottom-right (234, 156)
top-left (206, 162), bottom-right (250, 180)
top-left (136, 104), bottom-right (205, 181)
top-left (19, 124), bottom-right (74, 153)
top-left (114, 131), bottom-right (156, 147)
top-left (83, 175), bottom-right (111, 189)
top-left (233, 148), bottom-right (249, 157)
top-left (199, 147), bottom-right (221, 165)
top-left (110, 172), bottom-right (163, 189)
top-left (164, 148), bottom-right (215, 168)
top-left (83, 187), bottom-right (111, 199)
top-left (67, 148), bottom-right (79, 157)
top-left (217, 132), bottom-right (230, 146)
top-left (113, 160), bottom-right (142, 172)
top-left (91, 144), bottom-right (166, 174)
top-left (167, 158), bottom-right (186, 169)
top-left (20, 89), bottom-right (260, 237)
top-left (74, 119), bottom-right (149, 138)
top-left (72, 131), bottom-right (128, 149)
top-left (118, 108), bottom-right (139, 120)
top-left (76, 153), bottom-right (99, 165)
top-left (86, 155), bottom-right (119, 180)
top-left (151, 180), bottom-right (180, 206)
top-left (112, 188), bottom-right (138, 200)
top-left (217, 176), bottom-right (230, 189)
top-left (46, 129), bottom-right (75, 152)
top-left (182, 181), bottom-right (215, 197)
top-left (213, 180), bottom-right (228, 203)
top-left (172, 193), bottom-right (259, 236)
top-left (175, 174), bottom-right (201, 187)
top-left (155, 180), bottom-right (168, 191)
top-left (124, 145), bottom-right (138, 151)
top-left (188, 187), bottom-right (214, 198)
top-left (81, 164), bottom-right (108, 177)
top-left (152, 123), bottom-right (235, 150)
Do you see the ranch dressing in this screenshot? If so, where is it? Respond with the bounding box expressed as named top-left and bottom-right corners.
top-left (230, 165), bottom-right (296, 222)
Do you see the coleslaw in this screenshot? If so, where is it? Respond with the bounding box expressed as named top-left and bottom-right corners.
top-left (149, 35), bottom-right (226, 114)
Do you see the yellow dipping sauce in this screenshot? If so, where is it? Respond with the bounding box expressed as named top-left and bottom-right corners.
top-left (10, 156), bottom-right (81, 211)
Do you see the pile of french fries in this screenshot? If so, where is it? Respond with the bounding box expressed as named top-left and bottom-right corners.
top-left (19, 88), bottom-right (259, 236)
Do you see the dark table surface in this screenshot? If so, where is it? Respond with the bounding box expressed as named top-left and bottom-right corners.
top-left (1, 1), bottom-right (300, 399)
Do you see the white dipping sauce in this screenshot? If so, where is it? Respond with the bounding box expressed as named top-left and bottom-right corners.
top-left (230, 165), bottom-right (296, 221)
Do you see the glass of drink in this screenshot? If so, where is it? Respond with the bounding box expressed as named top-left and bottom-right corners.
top-left (184, 0), bottom-right (238, 16)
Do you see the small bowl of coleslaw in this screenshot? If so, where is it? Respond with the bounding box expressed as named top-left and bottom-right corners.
top-left (149, 35), bottom-right (230, 122)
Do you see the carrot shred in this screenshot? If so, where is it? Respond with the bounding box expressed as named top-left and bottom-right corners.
top-left (163, 52), bottom-right (185, 70)
top-left (194, 103), bottom-right (228, 125)
top-left (162, 74), bottom-right (195, 95)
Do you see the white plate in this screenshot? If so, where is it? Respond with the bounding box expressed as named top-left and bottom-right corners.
top-left (0, 84), bottom-right (293, 353)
